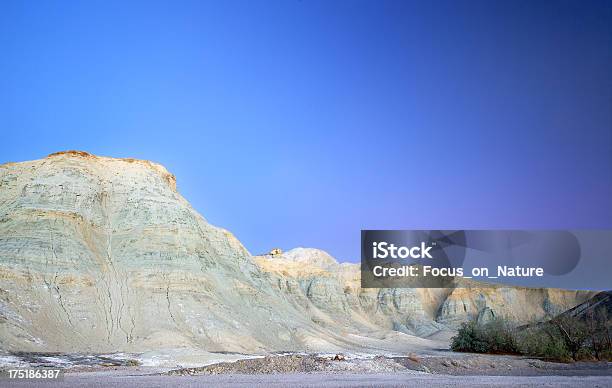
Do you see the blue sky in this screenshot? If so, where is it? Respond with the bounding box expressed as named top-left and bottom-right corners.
top-left (1, 0), bottom-right (611, 262)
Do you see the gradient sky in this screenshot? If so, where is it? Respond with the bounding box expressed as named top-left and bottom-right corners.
top-left (1, 0), bottom-right (611, 262)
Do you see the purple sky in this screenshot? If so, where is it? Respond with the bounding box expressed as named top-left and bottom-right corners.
top-left (1, 0), bottom-right (611, 262)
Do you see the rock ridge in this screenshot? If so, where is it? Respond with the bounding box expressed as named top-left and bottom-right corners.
top-left (0, 152), bottom-right (594, 354)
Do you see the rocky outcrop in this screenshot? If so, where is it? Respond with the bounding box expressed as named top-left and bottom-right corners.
top-left (0, 152), bottom-right (314, 353)
top-left (0, 152), bottom-right (594, 354)
top-left (254, 249), bottom-right (594, 337)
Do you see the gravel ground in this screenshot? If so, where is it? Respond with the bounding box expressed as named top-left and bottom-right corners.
top-left (1, 352), bottom-right (610, 387)
top-left (2, 372), bottom-right (611, 387)
top-left (167, 354), bottom-right (408, 375)
top-left (394, 354), bottom-right (612, 376)
top-left (166, 353), bottom-right (611, 377)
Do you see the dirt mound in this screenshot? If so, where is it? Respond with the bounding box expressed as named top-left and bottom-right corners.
top-left (167, 354), bottom-right (409, 375)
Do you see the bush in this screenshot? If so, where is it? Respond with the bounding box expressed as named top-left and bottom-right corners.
top-left (451, 319), bottom-right (519, 354)
top-left (451, 321), bottom-right (488, 353)
top-left (516, 328), bottom-right (571, 362)
top-left (481, 319), bottom-right (519, 354)
top-left (452, 309), bottom-right (611, 362)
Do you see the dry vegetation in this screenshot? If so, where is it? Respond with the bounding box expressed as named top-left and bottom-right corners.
top-left (451, 306), bottom-right (611, 362)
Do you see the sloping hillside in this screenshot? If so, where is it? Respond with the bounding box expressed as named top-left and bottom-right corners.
top-left (0, 152), bottom-right (593, 354)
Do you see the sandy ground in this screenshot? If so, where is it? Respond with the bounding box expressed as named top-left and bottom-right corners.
top-left (2, 372), bottom-right (611, 387)
top-left (164, 353), bottom-right (612, 377)
top-left (1, 352), bottom-right (610, 387)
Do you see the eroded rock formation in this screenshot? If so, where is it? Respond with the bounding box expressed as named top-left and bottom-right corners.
top-left (0, 152), bottom-right (593, 354)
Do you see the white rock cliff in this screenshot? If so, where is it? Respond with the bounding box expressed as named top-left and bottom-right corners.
top-left (0, 152), bottom-right (593, 354)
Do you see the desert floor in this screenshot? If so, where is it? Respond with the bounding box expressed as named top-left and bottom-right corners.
top-left (1, 351), bottom-right (611, 387)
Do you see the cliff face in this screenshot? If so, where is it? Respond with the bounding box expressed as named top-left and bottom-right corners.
top-left (0, 152), bottom-right (312, 353)
top-left (0, 152), bottom-right (593, 354)
top-left (254, 249), bottom-right (592, 337)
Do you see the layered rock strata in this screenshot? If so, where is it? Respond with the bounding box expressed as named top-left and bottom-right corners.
top-left (0, 152), bottom-right (593, 353)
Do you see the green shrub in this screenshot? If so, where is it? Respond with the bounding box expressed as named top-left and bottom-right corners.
top-left (481, 319), bottom-right (519, 354)
top-left (516, 328), bottom-right (571, 361)
top-left (451, 321), bottom-right (489, 353)
top-left (451, 319), bottom-right (519, 354)
top-left (452, 310), bottom-right (611, 362)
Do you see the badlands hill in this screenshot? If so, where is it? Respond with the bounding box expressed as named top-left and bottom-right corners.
top-left (0, 151), bottom-right (593, 354)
